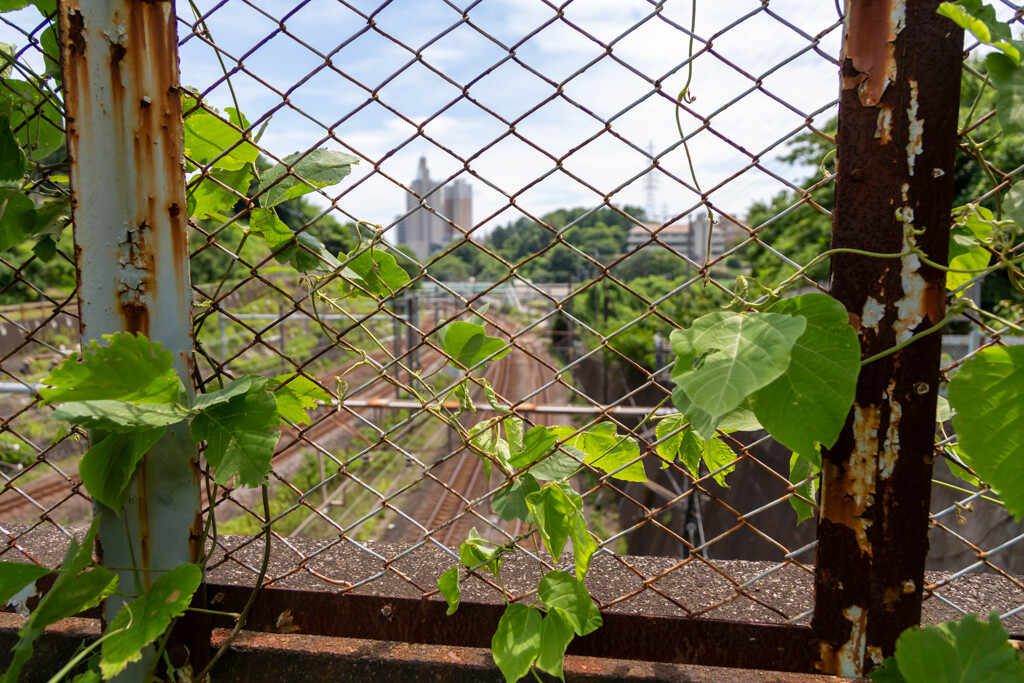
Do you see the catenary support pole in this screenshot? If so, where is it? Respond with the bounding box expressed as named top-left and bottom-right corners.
top-left (813, 1), bottom-right (962, 677)
top-left (57, 0), bottom-right (206, 678)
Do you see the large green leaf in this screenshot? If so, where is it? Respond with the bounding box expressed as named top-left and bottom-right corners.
top-left (249, 207), bottom-right (344, 274)
top-left (0, 562), bottom-right (51, 607)
top-left (753, 294), bottom-right (860, 458)
top-left (182, 99), bottom-right (258, 171)
top-left (190, 377), bottom-right (279, 487)
top-left (28, 197), bottom-right (70, 262)
top-left (876, 612), bottom-right (1024, 683)
top-left (100, 563), bottom-right (202, 679)
top-left (938, 1), bottom-right (1020, 61)
top-left (79, 427), bottom-right (165, 512)
top-left (191, 376), bottom-right (253, 412)
top-left (569, 504), bottom-right (597, 580)
top-left (269, 374), bottom-right (331, 425)
top-left (670, 311), bottom-right (806, 438)
top-left (947, 226), bottom-right (992, 290)
top-left (439, 320), bottom-right (509, 371)
top-left (491, 604), bottom-right (542, 683)
top-left (987, 51), bottom-right (1024, 135)
top-left (4, 520), bottom-right (106, 682)
top-left (39, 333), bottom-right (181, 405)
top-left (526, 484), bottom-right (574, 563)
top-left (788, 452), bottom-right (819, 525)
top-left (437, 566), bottom-right (460, 616)
top-left (949, 345), bottom-right (1024, 518)
top-left (654, 415), bottom-right (736, 486)
top-left (458, 527), bottom-right (502, 576)
top-left (535, 608), bottom-right (574, 681)
top-left (186, 166), bottom-right (252, 220)
top-left (342, 242), bottom-right (411, 298)
top-left (257, 149), bottom-right (359, 208)
top-left (5, 521), bottom-right (117, 683)
top-left (654, 414), bottom-right (687, 468)
top-left (52, 400), bottom-right (190, 431)
top-left (552, 423), bottom-right (647, 482)
top-left (4, 80), bottom-right (62, 161)
top-left (538, 570), bottom-right (602, 636)
top-left (492, 473), bottom-right (540, 522)
top-left (0, 188), bottom-right (35, 251)
top-left (0, 114), bottom-right (26, 181)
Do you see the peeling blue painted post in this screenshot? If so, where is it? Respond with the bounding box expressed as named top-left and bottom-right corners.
top-left (56, 0), bottom-right (204, 678)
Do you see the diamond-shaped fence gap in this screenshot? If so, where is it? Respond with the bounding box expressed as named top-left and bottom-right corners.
top-left (398, 100), bottom-right (502, 164)
top-left (469, 135), bottom-right (568, 200)
top-left (513, 96), bottom-right (605, 162)
top-left (366, 0), bottom-right (467, 49)
top-left (416, 17), bottom-right (513, 84)
top-left (704, 89), bottom-right (812, 164)
top-left (375, 60), bottom-right (467, 126)
top-left (299, 32), bottom-right (408, 106)
top-left (559, 56), bottom-right (655, 124)
top-left (272, 0), bottom-right (380, 57)
top-left (465, 58), bottom-right (557, 123)
top-left (513, 15), bottom-right (607, 85)
top-left (559, 132), bottom-right (657, 199)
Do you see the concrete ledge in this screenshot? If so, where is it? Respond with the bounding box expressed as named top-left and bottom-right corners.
top-left (0, 613), bottom-right (854, 682)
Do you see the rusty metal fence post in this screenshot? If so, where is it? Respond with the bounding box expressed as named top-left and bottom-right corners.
top-left (813, 1), bottom-right (963, 676)
top-left (56, 0), bottom-right (203, 678)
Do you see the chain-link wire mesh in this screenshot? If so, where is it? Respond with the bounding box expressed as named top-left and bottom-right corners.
top-left (0, 3), bottom-right (87, 562)
top-left (173, 0), bottom-right (847, 627)
top-left (923, 2), bottom-right (1024, 633)
top-left (2, 0), bottom-right (1024, 665)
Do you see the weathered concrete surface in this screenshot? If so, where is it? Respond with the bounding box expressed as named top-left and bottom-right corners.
top-left (0, 613), bottom-right (854, 682)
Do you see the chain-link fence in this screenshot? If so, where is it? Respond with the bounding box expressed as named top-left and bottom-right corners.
top-left (2, 0), bottom-right (1023, 678)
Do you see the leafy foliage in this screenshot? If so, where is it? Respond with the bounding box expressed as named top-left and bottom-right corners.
top-left (869, 612), bottom-right (1024, 682)
top-left (669, 310), bottom-right (807, 438)
top-left (948, 345), bottom-right (1024, 518)
top-left (100, 564), bottom-right (202, 679)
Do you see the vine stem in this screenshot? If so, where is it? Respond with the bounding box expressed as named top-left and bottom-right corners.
top-left (44, 630), bottom-right (119, 683)
top-left (194, 484), bottom-right (272, 681)
top-left (860, 309), bottom-right (959, 367)
top-left (932, 478), bottom-right (1004, 507)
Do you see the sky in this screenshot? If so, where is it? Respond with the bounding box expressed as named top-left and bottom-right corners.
top-left (4, 0), bottom-right (851, 241)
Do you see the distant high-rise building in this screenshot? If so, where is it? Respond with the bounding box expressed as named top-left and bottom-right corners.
top-left (396, 157), bottom-right (472, 260)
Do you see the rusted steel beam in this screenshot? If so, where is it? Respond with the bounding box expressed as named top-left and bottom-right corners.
top-left (814, 1), bottom-right (962, 677)
top-left (207, 584), bottom-right (821, 674)
top-left (57, 0), bottom-right (206, 678)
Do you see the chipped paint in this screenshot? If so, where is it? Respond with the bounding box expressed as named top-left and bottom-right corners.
top-left (893, 219), bottom-right (927, 344)
top-left (880, 382), bottom-right (901, 479)
top-left (6, 582), bottom-right (37, 616)
top-left (842, 0), bottom-right (907, 106)
top-left (58, 0), bottom-right (201, 658)
top-left (834, 605), bottom-right (868, 677)
top-left (848, 404), bottom-right (879, 511)
top-left (861, 297), bottom-right (885, 331)
top-left (875, 107), bottom-right (893, 144)
top-left (906, 80), bottom-right (923, 176)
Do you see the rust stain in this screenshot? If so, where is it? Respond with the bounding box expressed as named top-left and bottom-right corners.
top-left (66, 10), bottom-right (86, 56)
top-left (821, 403), bottom-right (879, 557)
top-left (842, 0), bottom-right (906, 106)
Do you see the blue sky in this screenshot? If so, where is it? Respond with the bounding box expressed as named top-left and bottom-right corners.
top-left (174, 0), bottom-right (846, 239)
top-left (4, 1), bottom-right (852, 240)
